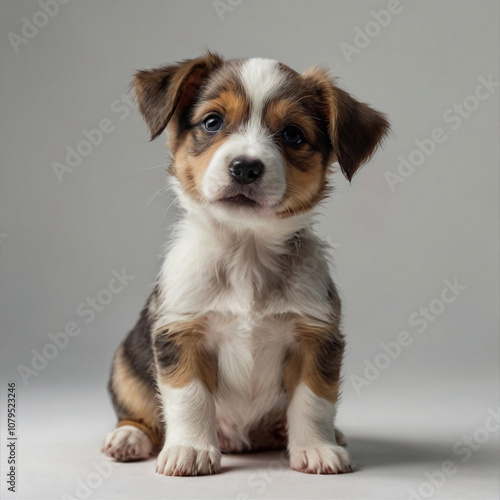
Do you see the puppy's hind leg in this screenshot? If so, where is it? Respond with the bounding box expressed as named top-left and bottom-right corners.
top-left (103, 342), bottom-right (162, 462)
top-left (334, 427), bottom-right (348, 447)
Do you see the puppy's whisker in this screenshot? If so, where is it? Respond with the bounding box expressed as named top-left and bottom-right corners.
top-left (161, 186), bottom-right (206, 223)
top-left (161, 190), bottom-right (190, 223)
top-left (127, 163), bottom-right (170, 171)
top-left (161, 195), bottom-right (181, 223)
top-left (142, 185), bottom-right (170, 213)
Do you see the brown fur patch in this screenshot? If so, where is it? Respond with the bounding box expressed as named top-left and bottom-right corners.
top-left (263, 95), bottom-right (334, 218)
top-left (154, 319), bottom-right (218, 392)
top-left (302, 67), bottom-right (390, 181)
top-left (191, 89), bottom-right (249, 130)
top-left (171, 131), bottom-right (232, 202)
top-left (270, 66), bottom-right (389, 214)
top-left (134, 52), bottom-right (224, 140)
top-left (168, 84), bottom-right (250, 202)
top-left (283, 317), bottom-right (345, 403)
top-left (110, 344), bottom-right (162, 443)
top-left (277, 156), bottom-right (329, 218)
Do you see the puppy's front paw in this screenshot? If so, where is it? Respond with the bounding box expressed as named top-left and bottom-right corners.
top-left (156, 445), bottom-right (221, 476)
top-left (102, 425), bottom-right (153, 462)
top-left (289, 443), bottom-right (354, 474)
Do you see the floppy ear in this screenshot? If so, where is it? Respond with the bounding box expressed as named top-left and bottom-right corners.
top-left (332, 87), bottom-right (390, 181)
top-left (303, 68), bottom-right (390, 181)
top-left (133, 52), bottom-right (224, 140)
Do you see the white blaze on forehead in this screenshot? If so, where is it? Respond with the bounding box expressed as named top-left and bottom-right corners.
top-left (238, 58), bottom-right (287, 132)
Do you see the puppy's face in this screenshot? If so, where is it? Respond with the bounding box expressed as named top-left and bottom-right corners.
top-left (134, 53), bottom-right (389, 221)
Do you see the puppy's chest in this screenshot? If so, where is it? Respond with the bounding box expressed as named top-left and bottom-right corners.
top-left (163, 236), bottom-right (294, 316)
top-left (206, 313), bottom-right (290, 427)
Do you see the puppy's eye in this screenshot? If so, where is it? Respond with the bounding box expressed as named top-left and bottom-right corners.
top-left (282, 125), bottom-right (304, 145)
top-left (203, 114), bottom-right (224, 133)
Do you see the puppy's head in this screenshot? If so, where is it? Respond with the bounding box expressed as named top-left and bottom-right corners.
top-left (134, 52), bottom-right (389, 221)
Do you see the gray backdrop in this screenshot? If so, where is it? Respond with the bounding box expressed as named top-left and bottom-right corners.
top-left (1, 1), bottom-right (498, 499)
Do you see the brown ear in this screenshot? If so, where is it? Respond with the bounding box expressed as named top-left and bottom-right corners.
top-left (332, 87), bottom-right (390, 181)
top-left (303, 68), bottom-right (390, 181)
top-left (133, 52), bottom-right (223, 140)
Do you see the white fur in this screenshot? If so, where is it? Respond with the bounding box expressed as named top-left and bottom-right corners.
top-left (239, 58), bottom-right (285, 114)
top-left (156, 202), bottom-right (334, 322)
top-left (103, 425), bottom-right (153, 461)
top-left (212, 313), bottom-right (290, 450)
top-left (156, 379), bottom-right (220, 475)
top-left (287, 383), bottom-right (353, 474)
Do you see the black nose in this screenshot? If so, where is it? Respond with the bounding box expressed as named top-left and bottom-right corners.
top-left (229, 157), bottom-right (263, 185)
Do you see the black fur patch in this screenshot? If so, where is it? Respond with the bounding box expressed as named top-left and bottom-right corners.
top-left (121, 287), bottom-right (159, 386)
top-left (107, 287), bottom-right (160, 419)
top-left (316, 331), bottom-right (345, 383)
top-left (153, 330), bottom-right (180, 371)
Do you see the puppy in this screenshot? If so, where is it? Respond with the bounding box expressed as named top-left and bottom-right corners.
top-left (102, 52), bottom-right (389, 476)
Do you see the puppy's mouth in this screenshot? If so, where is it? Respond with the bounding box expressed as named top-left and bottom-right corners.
top-left (219, 193), bottom-right (259, 208)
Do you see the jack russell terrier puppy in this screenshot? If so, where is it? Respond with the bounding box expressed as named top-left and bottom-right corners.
top-left (102, 52), bottom-right (389, 476)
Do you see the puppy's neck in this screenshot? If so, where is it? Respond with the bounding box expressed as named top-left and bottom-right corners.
top-left (184, 203), bottom-right (312, 249)
top-left (170, 177), bottom-right (315, 249)
top-left (157, 183), bottom-right (327, 319)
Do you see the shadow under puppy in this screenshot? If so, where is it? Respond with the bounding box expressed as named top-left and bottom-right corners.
top-left (102, 52), bottom-right (389, 476)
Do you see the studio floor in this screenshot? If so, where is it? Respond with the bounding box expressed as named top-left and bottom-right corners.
top-left (1, 380), bottom-right (498, 500)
